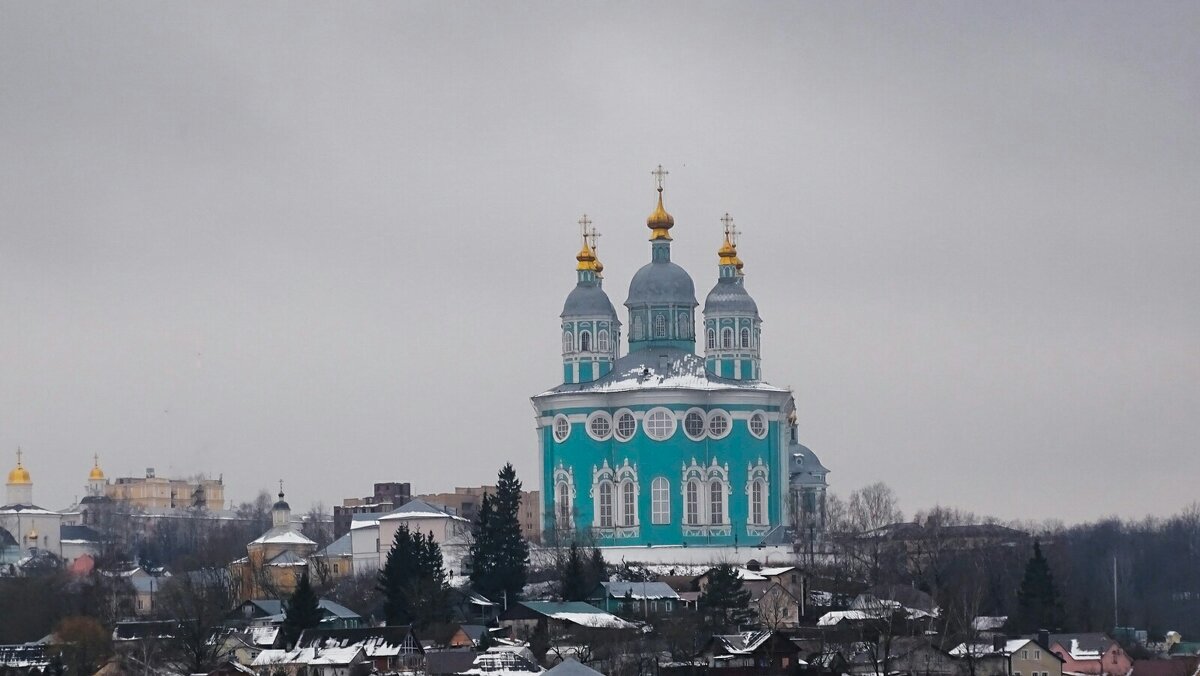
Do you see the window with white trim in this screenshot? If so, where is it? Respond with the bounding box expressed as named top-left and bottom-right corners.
top-left (710, 481), bottom-right (724, 525)
top-left (621, 481), bottom-right (636, 527)
top-left (686, 481), bottom-right (700, 525)
top-left (751, 480), bottom-right (766, 525)
top-left (654, 314), bottom-right (666, 338)
top-left (707, 328), bottom-right (716, 350)
top-left (553, 415), bottom-right (571, 442)
top-left (722, 327), bottom-right (734, 348)
top-left (632, 316), bottom-right (643, 340)
top-left (683, 409), bottom-right (706, 440)
top-left (614, 410), bottom-right (637, 441)
top-left (748, 411), bottom-right (768, 439)
top-left (587, 411), bottom-right (613, 441)
top-left (598, 481), bottom-right (613, 528)
top-left (580, 331), bottom-right (591, 352)
top-left (644, 408), bottom-right (676, 441)
top-left (707, 410), bottom-right (730, 439)
top-left (557, 481), bottom-right (571, 524)
top-left (598, 329), bottom-right (610, 352)
top-left (740, 327), bottom-right (751, 348)
top-left (562, 331), bottom-right (573, 353)
top-left (651, 477), bottom-right (670, 524)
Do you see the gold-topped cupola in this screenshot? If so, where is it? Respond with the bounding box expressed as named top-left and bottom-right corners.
top-left (647, 164), bottom-right (674, 240)
top-left (7, 448), bottom-right (30, 486)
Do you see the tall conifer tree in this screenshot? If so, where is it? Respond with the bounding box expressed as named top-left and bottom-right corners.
top-left (378, 525), bottom-right (449, 627)
top-left (1013, 541), bottom-right (1065, 632)
top-left (282, 571), bottom-right (322, 648)
top-left (469, 464), bottom-right (530, 604)
top-left (561, 543), bottom-right (588, 601)
top-left (698, 563), bottom-right (754, 632)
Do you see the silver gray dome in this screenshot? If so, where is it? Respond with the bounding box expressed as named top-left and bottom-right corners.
top-left (703, 278), bottom-right (760, 317)
top-left (625, 260), bottom-right (698, 308)
top-left (562, 284), bottom-right (618, 318)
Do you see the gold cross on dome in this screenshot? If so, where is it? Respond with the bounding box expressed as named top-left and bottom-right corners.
top-left (16, 447), bottom-right (22, 465)
top-left (578, 214), bottom-right (592, 240)
top-left (586, 223), bottom-right (601, 250)
top-left (652, 164), bottom-right (669, 191)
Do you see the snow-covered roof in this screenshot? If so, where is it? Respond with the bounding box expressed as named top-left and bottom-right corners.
top-left (536, 349), bottom-right (787, 396)
top-left (248, 626), bottom-right (279, 647)
top-left (295, 627), bottom-right (418, 658)
top-left (378, 498), bottom-right (469, 522)
top-left (349, 518), bottom-right (378, 531)
top-left (249, 526), bottom-right (317, 547)
top-left (950, 639), bottom-right (1033, 657)
top-left (517, 602), bottom-right (637, 629)
top-left (544, 658), bottom-right (603, 676)
top-left (972, 616), bottom-right (1009, 631)
top-left (266, 549), bottom-right (308, 566)
top-left (714, 631), bottom-right (775, 655)
top-left (252, 646), bottom-right (364, 666)
top-left (597, 581), bottom-right (680, 600)
top-left (733, 566), bottom-right (795, 581)
top-left (0, 504), bottom-right (57, 515)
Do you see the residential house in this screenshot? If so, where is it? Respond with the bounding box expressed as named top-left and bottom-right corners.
top-left (545, 658), bottom-right (604, 676)
top-left (467, 646), bottom-right (543, 674)
top-left (701, 631), bottom-right (805, 672)
top-left (447, 586), bottom-right (499, 625)
top-left (951, 638), bottom-right (1064, 676)
top-left (1129, 657), bottom-right (1200, 676)
top-left (333, 482), bottom-right (412, 538)
top-left (348, 516), bottom-right (381, 575)
top-left (228, 599), bottom-right (363, 630)
top-left (499, 601), bottom-right (636, 639)
top-left (293, 626), bottom-right (424, 673)
top-left (696, 562), bottom-right (806, 626)
top-left (1036, 633), bottom-right (1133, 676)
top-left (310, 533), bottom-right (354, 581)
top-left (587, 581), bottom-right (681, 616)
top-left (251, 646), bottom-right (366, 676)
top-left (415, 486), bottom-right (541, 544)
top-left (848, 638), bottom-right (957, 676)
top-left (375, 499), bottom-right (471, 577)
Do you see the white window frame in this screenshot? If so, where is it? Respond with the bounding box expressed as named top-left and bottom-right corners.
top-left (722, 327), bottom-right (734, 349)
top-left (709, 480), bottom-right (724, 525)
top-left (654, 314), bottom-right (667, 338)
top-left (644, 407), bottom-right (677, 441)
top-left (748, 410), bottom-right (768, 439)
top-left (598, 481), bottom-right (613, 528)
top-left (613, 408), bottom-right (637, 442)
top-left (707, 409), bottom-right (731, 440)
top-left (683, 407), bottom-right (707, 441)
top-left (552, 414), bottom-right (571, 442)
top-left (750, 479), bottom-right (766, 526)
top-left (706, 328), bottom-right (716, 350)
top-left (586, 411), bottom-right (613, 441)
top-left (562, 331), bottom-right (573, 354)
top-left (651, 477), bottom-right (670, 524)
top-left (740, 326), bottom-right (751, 348)
top-left (580, 330), bottom-right (592, 352)
top-left (597, 329), bottom-right (610, 352)
top-left (685, 480), bottom-right (701, 525)
top-left (620, 481), bottom-right (636, 527)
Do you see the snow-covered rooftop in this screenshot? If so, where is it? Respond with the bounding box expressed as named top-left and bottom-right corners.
top-left (536, 350), bottom-right (787, 397)
top-left (249, 526), bottom-right (316, 547)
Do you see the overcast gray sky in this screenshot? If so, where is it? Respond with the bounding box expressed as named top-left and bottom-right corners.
top-left (1, 2), bottom-right (1197, 524)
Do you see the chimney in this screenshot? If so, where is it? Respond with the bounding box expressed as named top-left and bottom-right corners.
top-left (1038, 629), bottom-right (1051, 650)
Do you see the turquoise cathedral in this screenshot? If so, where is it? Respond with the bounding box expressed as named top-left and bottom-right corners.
top-left (533, 168), bottom-right (830, 551)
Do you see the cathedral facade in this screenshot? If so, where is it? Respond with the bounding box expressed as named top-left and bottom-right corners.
top-left (532, 170), bottom-right (829, 555)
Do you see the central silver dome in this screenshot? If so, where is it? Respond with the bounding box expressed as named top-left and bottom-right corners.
top-left (625, 259), bottom-right (697, 308)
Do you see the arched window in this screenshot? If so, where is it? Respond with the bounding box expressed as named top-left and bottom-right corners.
top-left (597, 330), bottom-right (610, 352)
top-left (722, 328), bottom-right (734, 349)
top-left (654, 315), bottom-right (667, 338)
top-left (562, 331), bottom-right (573, 353)
top-left (686, 481), bottom-right (701, 525)
top-left (677, 313), bottom-right (690, 338)
top-left (740, 327), bottom-right (751, 348)
top-left (632, 316), bottom-right (643, 340)
top-left (707, 328), bottom-right (716, 350)
top-left (751, 480), bottom-right (765, 525)
top-left (710, 481), bottom-right (724, 525)
top-left (621, 482), bottom-right (636, 527)
top-left (598, 482), bottom-right (613, 528)
top-left (557, 482), bottom-right (571, 525)
top-left (580, 331), bottom-right (591, 352)
top-left (651, 477), bottom-right (670, 524)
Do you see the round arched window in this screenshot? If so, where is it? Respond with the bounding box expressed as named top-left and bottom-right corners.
top-left (553, 414), bottom-right (571, 442)
top-left (587, 411), bottom-right (613, 441)
top-left (613, 409), bottom-right (637, 441)
top-left (707, 410), bottom-right (731, 439)
top-left (683, 408), bottom-right (706, 441)
top-left (644, 407), bottom-right (677, 441)
top-left (748, 411), bottom-right (768, 439)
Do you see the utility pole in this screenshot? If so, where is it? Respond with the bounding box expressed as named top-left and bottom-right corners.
top-left (1113, 557), bottom-right (1118, 630)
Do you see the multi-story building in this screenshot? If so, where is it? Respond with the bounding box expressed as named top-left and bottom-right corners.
top-left (106, 467), bottom-right (225, 512)
top-left (416, 486), bottom-right (541, 542)
top-left (531, 170), bottom-right (829, 560)
top-left (332, 482), bottom-right (411, 538)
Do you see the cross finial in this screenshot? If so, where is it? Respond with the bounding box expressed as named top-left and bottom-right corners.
top-left (577, 214), bottom-right (592, 241)
top-left (652, 164), bottom-right (669, 191)
top-left (586, 224), bottom-right (601, 250)
top-left (16, 447), bottom-right (22, 466)
top-left (278, 479), bottom-right (284, 496)
top-left (93, 453), bottom-right (99, 467)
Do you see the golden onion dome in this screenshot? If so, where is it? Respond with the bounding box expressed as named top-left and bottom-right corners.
top-left (575, 242), bottom-right (598, 271)
top-left (89, 457), bottom-right (105, 481)
top-left (7, 462), bottom-right (31, 485)
top-left (718, 236), bottom-right (738, 266)
top-left (647, 189), bottom-right (674, 240)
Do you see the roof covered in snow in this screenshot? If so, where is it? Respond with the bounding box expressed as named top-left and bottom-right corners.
top-left (511, 601), bottom-right (636, 629)
top-left (595, 581), bottom-right (680, 600)
top-left (536, 349), bottom-right (787, 397)
top-left (249, 526), bottom-right (316, 547)
top-left (378, 498), bottom-right (469, 522)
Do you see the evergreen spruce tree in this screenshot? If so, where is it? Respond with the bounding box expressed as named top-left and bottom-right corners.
top-left (587, 547), bottom-right (608, 590)
top-left (561, 542), bottom-right (588, 601)
top-left (698, 563), bottom-right (754, 632)
top-left (470, 464), bottom-right (530, 604)
top-left (282, 571), bottom-right (322, 648)
top-left (378, 525), bottom-right (450, 628)
top-left (1013, 541), bottom-right (1065, 632)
